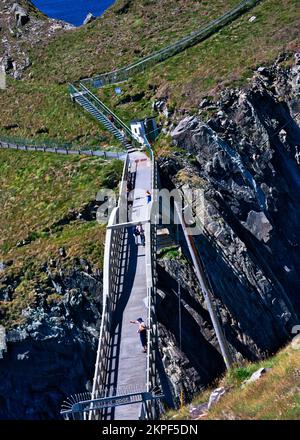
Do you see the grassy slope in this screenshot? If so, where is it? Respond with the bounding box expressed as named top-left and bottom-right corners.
top-left (0, 150), bottom-right (123, 328)
top-left (165, 343), bottom-right (300, 420)
top-left (96, 0), bottom-right (300, 127)
top-left (0, 0), bottom-right (241, 143)
top-left (1, 1), bottom-right (299, 144)
top-left (27, 0), bottom-right (240, 83)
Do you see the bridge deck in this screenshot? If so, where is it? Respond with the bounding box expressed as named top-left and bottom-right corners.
top-left (107, 151), bottom-right (152, 420)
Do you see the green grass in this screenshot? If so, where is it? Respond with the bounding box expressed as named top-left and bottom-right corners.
top-left (158, 246), bottom-right (181, 260)
top-left (0, 79), bottom-right (118, 146)
top-left (0, 149), bottom-right (123, 329)
top-left (164, 343), bottom-right (300, 420)
top-left (27, 0), bottom-right (241, 85)
top-left (1, 0), bottom-right (298, 145)
top-left (0, 149), bottom-right (122, 252)
top-left (1, 0), bottom-right (248, 144)
top-left (94, 0), bottom-right (300, 124)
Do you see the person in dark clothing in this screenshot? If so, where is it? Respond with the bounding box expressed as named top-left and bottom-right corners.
top-left (137, 224), bottom-right (145, 246)
top-left (133, 225), bottom-right (140, 245)
top-left (146, 190), bottom-right (152, 204)
top-left (130, 318), bottom-right (147, 353)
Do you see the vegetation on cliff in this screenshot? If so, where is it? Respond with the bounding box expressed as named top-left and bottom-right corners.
top-left (0, 150), bottom-right (122, 328)
top-left (1, 0), bottom-right (299, 144)
top-left (165, 342), bottom-right (300, 420)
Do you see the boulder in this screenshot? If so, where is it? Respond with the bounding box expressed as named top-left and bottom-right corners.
top-left (189, 402), bottom-right (208, 419)
top-left (207, 387), bottom-right (226, 410)
top-left (242, 367), bottom-right (271, 388)
top-left (83, 13), bottom-right (96, 25)
top-left (58, 247), bottom-right (66, 257)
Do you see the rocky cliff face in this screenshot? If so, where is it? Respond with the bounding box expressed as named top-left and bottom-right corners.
top-left (156, 53), bottom-right (300, 395)
top-left (156, 256), bottom-right (225, 405)
top-left (0, 0), bottom-right (73, 79)
top-left (0, 258), bottom-right (102, 419)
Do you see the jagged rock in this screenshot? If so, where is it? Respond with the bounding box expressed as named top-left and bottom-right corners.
top-left (157, 259), bottom-right (226, 404)
top-left (1, 56), bottom-right (14, 72)
top-left (199, 98), bottom-right (210, 108)
top-left (17, 351), bottom-right (30, 361)
top-left (158, 56), bottom-right (300, 384)
top-left (0, 0), bottom-right (74, 79)
top-left (3, 123), bottom-right (19, 130)
top-left (0, 248), bottom-right (103, 419)
top-left (12, 3), bottom-right (29, 26)
top-left (35, 126), bottom-right (49, 134)
top-left (153, 99), bottom-right (169, 118)
top-left (83, 12), bottom-right (96, 25)
top-left (16, 239), bottom-right (30, 247)
top-left (115, 0), bottom-right (132, 15)
top-left (242, 210), bottom-right (273, 243)
top-left (171, 116), bottom-right (199, 143)
top-left (58, 247), bottom-right (66, 257)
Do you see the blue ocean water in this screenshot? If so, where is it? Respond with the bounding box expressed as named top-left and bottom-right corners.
top-left (31, 0), bottom-right (115, 26)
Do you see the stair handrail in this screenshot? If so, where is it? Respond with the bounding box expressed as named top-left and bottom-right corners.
top-left (70, 82), bottom-right (142, 150)
top-left (78, 83), bottom-right (133, 139)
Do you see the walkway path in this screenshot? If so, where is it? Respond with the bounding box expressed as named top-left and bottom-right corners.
top-left (0, 141), bottom-right (127, 160)
top-left (104, 151), bottom-right (152, 420)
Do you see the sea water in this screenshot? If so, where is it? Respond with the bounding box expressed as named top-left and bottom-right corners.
top-left (31, 0), bottom-right (115, 26)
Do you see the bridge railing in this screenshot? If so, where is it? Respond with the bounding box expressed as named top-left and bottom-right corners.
top-left (142, 155), bottom-right (160, 420)
top-left (81, 0), bottom-right (261, 88)
top-left (89, 156), bottom-right (130, 420)
top-left (78, 83), bottom-right (133, 139)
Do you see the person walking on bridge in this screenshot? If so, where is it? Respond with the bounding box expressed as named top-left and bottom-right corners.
top-left (137, 223), bottom-right (145, 246)
top-left (130, 318), bottom-right (147, 353)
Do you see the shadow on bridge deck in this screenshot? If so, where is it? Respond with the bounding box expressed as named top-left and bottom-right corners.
top-left (103, 151), bottom-right (152, 420)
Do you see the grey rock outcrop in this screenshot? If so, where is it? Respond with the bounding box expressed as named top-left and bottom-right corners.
top-left (157, 257), bottom-right (225, 404)
top-left (0, 0), bottom-right (74, 79)
top-left (208, 387), bottom-right (226, 410)
top-left (0, 260), bottom-right (103, 419)
top-left (158, 55), bottom-right (300, 396)
top-left (242, 210), bottom-right (273, 243)
top-left (12, 3), bottom-right (29, 26)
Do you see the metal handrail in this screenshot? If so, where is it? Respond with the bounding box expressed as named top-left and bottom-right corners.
top-left (79, 83), bottom-right (133, 138)
top-left (81, 0), bottom-right (261, 87)
top-left (174, 200), bottom-right (234, 369)
top-left (70, 82), bottom-right (142, 150)
top-left (0, 140), bottom-right (126, 159)
top-left (62, 391), bottom-right (164, 420)
top-left (89, 155), bottom-right (132, 420)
